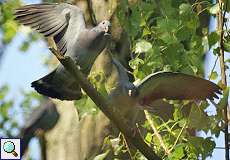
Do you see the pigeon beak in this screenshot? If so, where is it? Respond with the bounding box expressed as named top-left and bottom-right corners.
top-left (104, 22), bottom-right (111, 33)
top-left (128, 90), bottom-right (132, 96)
top-left (104, 26), bottom-right (109, 33)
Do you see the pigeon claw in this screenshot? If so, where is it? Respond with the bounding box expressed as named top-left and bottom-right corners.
top-left (131, 127), bottom-right (138, 138)
top-left (49, 47), bottom-right (65, 60)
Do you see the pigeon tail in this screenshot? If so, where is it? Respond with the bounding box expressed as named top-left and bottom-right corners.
top-left (31, 71), bottom-right (82, 100)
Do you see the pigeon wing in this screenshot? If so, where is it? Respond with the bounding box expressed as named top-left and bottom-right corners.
top-left (14, 3), bottom-right (86, 55)
top-left (135, 72), bottom-right (221, 106)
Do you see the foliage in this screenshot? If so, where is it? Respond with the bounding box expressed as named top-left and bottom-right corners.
top-left (0, 84), bottom-right (43, 138)
top-left (0, 0), bottom-right (20, 43)
top-left (0, 85), bottom-right (17, 137)
top-left (0, 0), bottom-right (40, 56)
top-left (92, 0), bottom-right (229, 159)
top-left (0, 0), bottom-right (229, 159)
top-left (0, 0), bottom-right (44, 139)
top-left (74, 71), bottom-right (108, 119)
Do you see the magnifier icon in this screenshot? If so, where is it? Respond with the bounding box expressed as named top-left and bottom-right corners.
top-left (3, 141), bottom-right (18, 157)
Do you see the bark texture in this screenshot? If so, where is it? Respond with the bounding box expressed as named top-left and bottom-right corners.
top-left (43, 0), bottom-right (210, 159)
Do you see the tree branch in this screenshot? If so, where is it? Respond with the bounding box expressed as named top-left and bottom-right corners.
top-left (217, 1), bottom-right (229, 160)
top-left (86, 0), bottom-right (97, 26)
top-left (37, 130), bottom-right (47, 160)
top-left (144, 110), bottom-right (170, 155)
top-left (49, 48), bottom-right (161, 160)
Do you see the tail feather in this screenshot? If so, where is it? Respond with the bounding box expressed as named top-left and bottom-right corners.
top-left (31, 80), bottom-right (62, 99)
top-left (31, 71), bottom-right (82, 100)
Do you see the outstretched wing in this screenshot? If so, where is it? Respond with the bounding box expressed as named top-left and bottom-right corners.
top-left (14, 3), bottom-right (85, 55)
top-left (136, 72), bottom-right (221, 106)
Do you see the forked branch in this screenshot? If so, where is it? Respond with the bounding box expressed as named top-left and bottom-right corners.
top-left (49, 47), bottom-right (161, 160)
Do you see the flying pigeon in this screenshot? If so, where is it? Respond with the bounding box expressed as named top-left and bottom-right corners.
top-left (95, 53), bottom-right (221, 115)
top-left (20, 100), bottom-right (60, 155)
top-left (14, 3), bottom-right (111, 100)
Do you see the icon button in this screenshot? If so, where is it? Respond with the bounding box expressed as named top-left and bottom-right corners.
top-left (3, 141), bottom-right (18, 157)
top-left (1, 138), bottom-right (21, 160)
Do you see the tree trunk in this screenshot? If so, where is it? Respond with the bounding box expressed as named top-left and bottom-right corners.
top-left (45, 100), bottom-right (111, 160)
top-left (44, 0), bottom-right (211, 159)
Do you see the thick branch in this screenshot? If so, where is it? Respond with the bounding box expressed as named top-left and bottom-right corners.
top-left (49, 48), bottom-right (161, 160)
top-left (217, 1), bottom-right (229, 160)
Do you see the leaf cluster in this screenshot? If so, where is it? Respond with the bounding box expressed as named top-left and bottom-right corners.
top-left (92, 0), bottom-right (229, 159)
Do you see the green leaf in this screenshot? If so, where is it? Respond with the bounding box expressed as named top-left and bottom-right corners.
top-left (225, 58), bottom-right (230, 63)
top-left (202, 36), bottom-right (209, 53)
top-left (159, 32), bottom-right (178, 44)
top-left (173, 106), bottom-right (183, 121)
top-left (0, 85), bottom-right (9, 100)
top-left (213, 47), bottom-right (220, 55)
top-left (129, 57), bottom-right (144, 70)
top-left (218, 87), bottom-right (229, 109)
top-left (209, 71), bottom-right (218, 80)
top-left (168, 144), bottom-right (185, 160)
top-left (94, 150), bottom-right (110, 160)
top-left (179, 3), bottom-right (192, 15)
top-left (223, 41), bottom-right (230, 52)
top-left (135, 40), bottom-right (152, 53)
top-left (188, 137), bottom-right (215, 159)
top-left (2, 20), bottom-right (18, 43)
top-left (208, 32), bottom-right (219, 47)
top-left (142, 28), bottom-right (151, 36)
top-left (209, 4), bottom-right (219, 15)
top-left (190, 65), bottom-right (198, 74)
top-left (74, 96), bottom-right (98, 119)
top-left (145, 133), bottom-right (152, 144)
top-left (188, 104), bottom-right (210, 130)
top-left (157, 18), bottom-right (179, 32)
top-left (176, 26), bottom-right (192, 41)
top-left (20, 41), bottom-right (30, 52)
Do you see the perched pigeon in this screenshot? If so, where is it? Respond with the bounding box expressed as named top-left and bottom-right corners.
top-left (20, 101), bottom-right (60, 155)
top-left (94, 53), bottom-right (221, 115)
top-left (14, 3), bottom-right (111, 100)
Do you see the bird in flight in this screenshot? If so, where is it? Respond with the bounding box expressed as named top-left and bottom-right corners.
top-left (94, 52), bottom-right (221, 118)
top-left (14, 3), bottom-right (111, 100)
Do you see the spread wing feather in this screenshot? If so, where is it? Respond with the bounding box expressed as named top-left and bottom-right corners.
top-left (14, 3), bottom-right (85, 55)
top-left (136, 72), bottom-right (221, 105)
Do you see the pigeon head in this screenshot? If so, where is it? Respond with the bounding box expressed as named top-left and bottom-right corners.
top-left (98, 20), bottom-right (111, 33)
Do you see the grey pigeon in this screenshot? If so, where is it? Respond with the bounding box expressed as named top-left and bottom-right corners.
top-left (14, 3), bottom-right (111, 100)
top-left (20, 100), bottom-right (60, 155)
top-left (95, 53), bottom-right (221, 114)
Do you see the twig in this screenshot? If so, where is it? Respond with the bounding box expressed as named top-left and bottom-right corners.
top-left (215, 147), bottom-right (228, 150)
top-left (217, 1), bottom-right (229, 159)
top-left (208, 56), bottom-right (218, 80)
top-left (86, 0), bottom-right (97, 26)
top-left (144, 110), bottom-right (170, 155)
top-left (49, 47), bottom-right (161, 160)
top-left (169, 122), bottom-right (187, 153)
top-left (37, 131), bottom-right (47, 160)
top-left (122, 134), bottom-right (134, 160)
